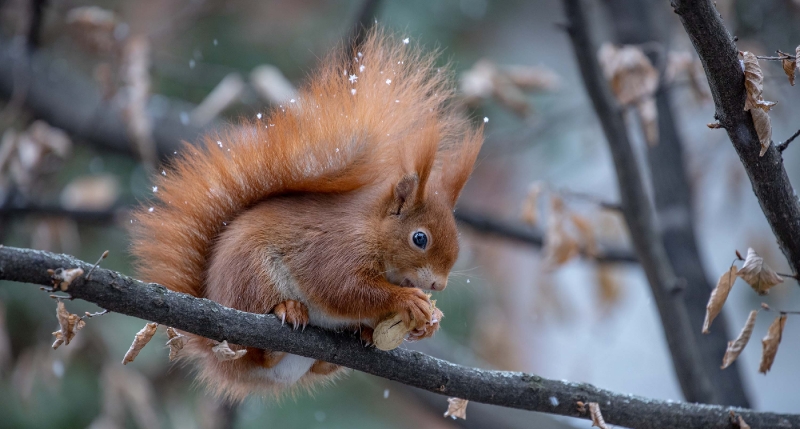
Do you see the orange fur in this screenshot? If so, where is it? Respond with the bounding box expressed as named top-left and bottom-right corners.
top-left (129, 27), bottom-right (483, 400)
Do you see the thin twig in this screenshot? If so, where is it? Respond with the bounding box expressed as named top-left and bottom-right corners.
top-left (85, 250), bottom-right (109, 280)
top-left (776, 129), bottom-right (800, 153)
top-left (0, 246), bottom-right (797, 429)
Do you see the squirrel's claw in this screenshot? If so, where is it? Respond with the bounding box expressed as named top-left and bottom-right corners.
top-left (273, 300), bottom-right (309, 331)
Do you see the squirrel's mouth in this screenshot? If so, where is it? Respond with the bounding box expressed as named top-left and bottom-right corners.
top-left (399, 278), bottom-right (417, 288)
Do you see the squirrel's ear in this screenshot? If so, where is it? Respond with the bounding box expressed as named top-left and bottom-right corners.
top-left (388, 174), bottom-right (419, 215)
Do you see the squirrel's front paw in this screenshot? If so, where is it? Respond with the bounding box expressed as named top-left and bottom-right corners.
top-left (395, 288), bottom-right (433, 330)
top-left (406, 306), bottom-right (443, 342)
top-left (273, 300), bottom-right (309, 330)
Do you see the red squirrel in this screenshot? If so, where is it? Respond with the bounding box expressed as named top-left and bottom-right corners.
top-left (130, 28), bottom-right (483, 399)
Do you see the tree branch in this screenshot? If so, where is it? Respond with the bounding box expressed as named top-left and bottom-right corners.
top-left (602, 0), bottom-right (749, 406)
top-left (454, 208), bottom-right (637, 263)
top-left (562, 0), bottom-right (716, 404)
top-left (671, 0), bottom-right (800, 277)
top-left (0, 246), bottom-right (796, 429)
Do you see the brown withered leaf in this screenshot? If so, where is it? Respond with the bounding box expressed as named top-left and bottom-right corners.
top-left (782, 58), bottom-right (796, 86)
top-left (759, 313), bottom-right (787, 374)
top-left (588, 403), bottom-right (610, 429)
top-left (569, 213), bottom-right (597, 256)
top-left (521, 181), bottom-right (544, 226)
top-left (212, 340), bottom-right (247, 361)
top-left (122, 323), bottom-right (158, 365)
top-left (444, 397), bottom-right (468, 420)
top-left (737, 415), bottom-right (751, 429)
top-left (596, 265), bottom-right (623, 310)
top-left (598, 43), bottom-right (658, 105)
top-left (750, 107), bottom-right (773, 157)
top-left (737, 248), bottom-right (784, 295)
top-left (741, 52), bottom-right (776, 112)
top-left (165, 327), bottom-right (186, 362)
top-left (721, 310), bottom-right (758, 369)
top-left (702, 265), bottom-right (738, 334)
top-left (52, 301), bottom-right (86, 349)
top-left (543, 196), bottom-right (580, 267)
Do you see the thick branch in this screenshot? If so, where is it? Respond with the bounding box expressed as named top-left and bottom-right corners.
top-left (603, 0), bottom-right (749, 407)
top-left (454, 208), bottom-right (637, 263)
top-left (671, 0), bottom-right (800, 276)
top-left (562, 0), bottom-right (715, 403)
top-left (0, 246), bottom-right (796, 429)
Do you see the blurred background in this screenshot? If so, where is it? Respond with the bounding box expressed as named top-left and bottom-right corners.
top-left (0, 0), bottom-right (799, 428)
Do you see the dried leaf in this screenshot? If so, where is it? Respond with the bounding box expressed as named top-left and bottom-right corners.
top-left (543, 196), bottom-right (580, 267)
top-left (444, 397), bottom-right (468, 420)
top-left (50, 267), bottom-right (84, 291)
top-left (60, 174), bottom-right (120, 211)
top-left (750, 108), bottom-right (773, 157)
top-left (721, 310), bottom-right (757, 369)
top-left (122, 323), bottom-right (158, 365)
top-left (569, 213), bottom-right (597, 256)
top-left (702, 265), bottom-right (738, 334)
top-left (212, 340), bottom-right (247, 361)
top-left (782, 58), bottom-right (796, 86)
top-left (737, 415), bottom-right (751, 429)
top-left (52, 301), bottom-right (86, 349)
top-left (596, 265), bottom-right (623, 310)
top-left (165, 327), bottom-right (186, 362)
top-left (250, 65), bottom-right (298, 104)
top-left (521, 181), bottom-right (544, 226)
top-left (737, 248), bottom-right (784, 295)
top-left (373, 313), bottom-right (409, 351)
top-left (759, 313), bottom-right (787, 374)
top-left (597, 43), bottom-right (658, 105)
top-left (741, 52), bottom-right (776, 112)
top-left (589, 402), bottom-right (609, 429)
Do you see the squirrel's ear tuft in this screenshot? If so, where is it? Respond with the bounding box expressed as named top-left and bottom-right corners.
top-left (441, 127), bottom-right (483, 207)
top-left (388, 174), bottom-right (419, 215)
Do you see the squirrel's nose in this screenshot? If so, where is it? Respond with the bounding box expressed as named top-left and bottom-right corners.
top-left (431, 280), bottom-right (447, 291)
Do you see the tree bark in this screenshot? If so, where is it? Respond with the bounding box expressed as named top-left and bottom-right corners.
top-left (0, 246), bottom-right (796, 429)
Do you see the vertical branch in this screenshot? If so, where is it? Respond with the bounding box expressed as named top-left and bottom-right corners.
top-left (561, 0), bottom-right (716, 404)
top-left (671, 0), bottom-right (800, 277)
top-left (602, 0), bottom-right (750, 407)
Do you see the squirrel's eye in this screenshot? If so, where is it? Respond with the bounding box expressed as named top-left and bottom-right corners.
top-left (412, 231), bottom-right (428, 249)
